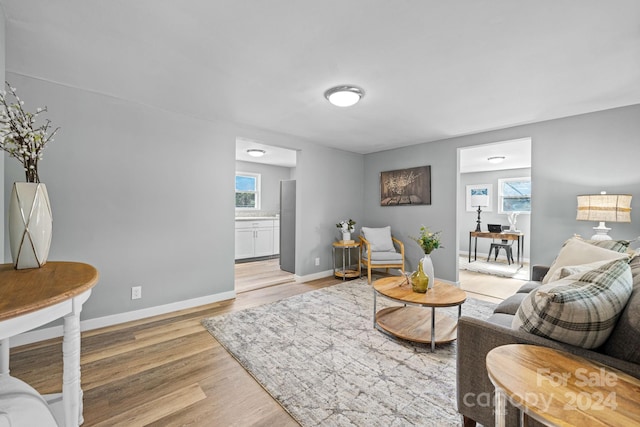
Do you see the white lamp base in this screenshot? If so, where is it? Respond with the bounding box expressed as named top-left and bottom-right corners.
top-left (590, 222), bottom-right (612, 241)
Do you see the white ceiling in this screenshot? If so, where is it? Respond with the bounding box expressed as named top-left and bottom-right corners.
top-left (460, 138), bottom-right (531, 173)
top-left (236, 138), bottom-right (297, 168)
top-left (2, 1), bottom-right (639, 155)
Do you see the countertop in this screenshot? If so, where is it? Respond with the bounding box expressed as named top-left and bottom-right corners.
top-left (235, 216), bottom-right (279, 221)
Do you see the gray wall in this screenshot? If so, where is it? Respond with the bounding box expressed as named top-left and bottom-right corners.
top-left (363, 142), bottom-right (457, 279)
top-left (232, 126), bottom-right (365, 276)
top-left (3, 74), bottom-right (237, 319)
top-left (459, 168), bottom-right (531, 257)
top-left (234, 160), bottom-right (293, 216)
top-left (3, 74), bottom-right (364, 323)
top-left (363, 104), bottom-right (640, 283)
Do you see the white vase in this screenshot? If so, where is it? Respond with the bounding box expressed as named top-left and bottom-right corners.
top-left (9, 182), bottom-right (53, 269)
top-left (421, 254), bottom-right (435, 289)
top-left (342, 232), bottom-right (351, 241)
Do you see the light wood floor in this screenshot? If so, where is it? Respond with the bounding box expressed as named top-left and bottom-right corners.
top-left (235, 257), bottom-right (295, 293)
top-left (459, 270), bottom-right (524, 304)
top-left (8, 265), bottom-right (523, 426)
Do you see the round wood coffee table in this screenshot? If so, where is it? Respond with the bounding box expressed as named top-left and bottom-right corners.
top-left (487, 344), bottom-right (640, 427)
top-left (373, 276), bottom-right (467, 352)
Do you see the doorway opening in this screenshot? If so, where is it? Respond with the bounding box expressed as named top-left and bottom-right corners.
top-left (457, 138), bottom-right (532, 301)
top-left (234, 137), bottom-right (297, 293)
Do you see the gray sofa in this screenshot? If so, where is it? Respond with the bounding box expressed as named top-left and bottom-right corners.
top-left (457, 257), bottom-right (640, 427)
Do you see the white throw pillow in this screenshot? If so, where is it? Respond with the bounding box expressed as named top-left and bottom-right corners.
top-left (542, 236), bottom-right (629, 284)
top-left (361, 226), bottom-right (396, 252)
top-left (513, 258), bottom-right (633, 349)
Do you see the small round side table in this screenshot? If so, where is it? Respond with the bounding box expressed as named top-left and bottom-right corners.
top-left (332, 240), bottom-right (361, 280)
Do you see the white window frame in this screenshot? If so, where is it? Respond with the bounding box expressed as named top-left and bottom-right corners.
top-left (235, 172), bottom-right (261, 210)
top-left (497, 177), bottom-right (531, 214)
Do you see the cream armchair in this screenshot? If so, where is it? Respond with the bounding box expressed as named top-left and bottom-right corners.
top-left (359, 226), bottom-right (405, 284)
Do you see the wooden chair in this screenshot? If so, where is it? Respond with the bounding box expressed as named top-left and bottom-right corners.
top-left (359, 226), bottom-right (405, 284)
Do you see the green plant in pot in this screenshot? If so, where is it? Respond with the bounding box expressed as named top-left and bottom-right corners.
top-left (410, 226), bottom-right (443, 292)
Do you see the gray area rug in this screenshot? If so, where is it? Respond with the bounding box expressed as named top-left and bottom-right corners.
top-left (202, 279), bottom-right (496, 426)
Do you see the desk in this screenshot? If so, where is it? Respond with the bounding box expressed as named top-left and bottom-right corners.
top-left (0, 262), bottom-right (99, 427)
top-left (468, 231), bottom-right (524, 267)
top-left (486, 344), bottom-right (640, 427)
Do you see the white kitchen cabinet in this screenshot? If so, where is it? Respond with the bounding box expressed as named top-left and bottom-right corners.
top-left (235, 227), bottom-right (256, 259)
top-left (253, 227), bottom-right (274, 257)
top-left (235, 219), bottom-right (276, 259)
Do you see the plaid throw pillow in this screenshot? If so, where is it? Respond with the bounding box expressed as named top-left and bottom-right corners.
top-left (542, 236), bottom-right (629, 284)
top-left (512, 258), bottom-right (632, 349)
top-left (585, 239), bottom-right (631, 253)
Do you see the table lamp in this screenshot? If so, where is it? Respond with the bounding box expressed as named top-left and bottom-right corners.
top-left (471, 190), bottom-right (490, 232)
top-left (576, 191), bottom-right (632, 240)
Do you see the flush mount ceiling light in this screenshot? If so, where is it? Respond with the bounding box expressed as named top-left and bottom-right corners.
top-left (487, 156), bottom-right (506, 164)
top-left (247, 149), bottom-right (266, 157)
top-left (324, 85), bottom-right (365, 107)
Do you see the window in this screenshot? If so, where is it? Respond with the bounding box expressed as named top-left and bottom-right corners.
top-left (235, 172), bottom-right (261, 209)
top-left (498, 177), bottom-right (531, 213)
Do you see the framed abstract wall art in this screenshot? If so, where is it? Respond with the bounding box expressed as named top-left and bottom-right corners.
top-left (466, 184), bottom-right (493, 212)
top-left (379, 165), bottom-right (431, 206)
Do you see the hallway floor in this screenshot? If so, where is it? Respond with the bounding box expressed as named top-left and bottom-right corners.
top-left (235, 258), bottom-right (295, 293)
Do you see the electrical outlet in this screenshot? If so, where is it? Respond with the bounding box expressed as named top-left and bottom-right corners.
top-left (131, 286), bottom-right (142, 300)
top-left (315, 257), bottom-right (320, 266)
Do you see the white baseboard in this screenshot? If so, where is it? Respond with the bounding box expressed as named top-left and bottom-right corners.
top-left (10, 290), bottom-right (236, 348)
top-left (294, 269), bottom-right (334, 283)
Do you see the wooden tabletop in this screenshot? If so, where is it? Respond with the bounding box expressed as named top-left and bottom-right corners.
top-left (373, 276), bottom-right (466, 307)
top-left (332, 241), bottom-right (360, 248)
top-left (486, 344), bottom-right (640, 427)
top-left (0, 262), bottom-right (99, 321)
top-left (470, 231), bottom-right (522, 239)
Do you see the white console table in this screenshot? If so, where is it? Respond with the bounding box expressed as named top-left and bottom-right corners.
top-left (0, 262), bottom-right (99, 426)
